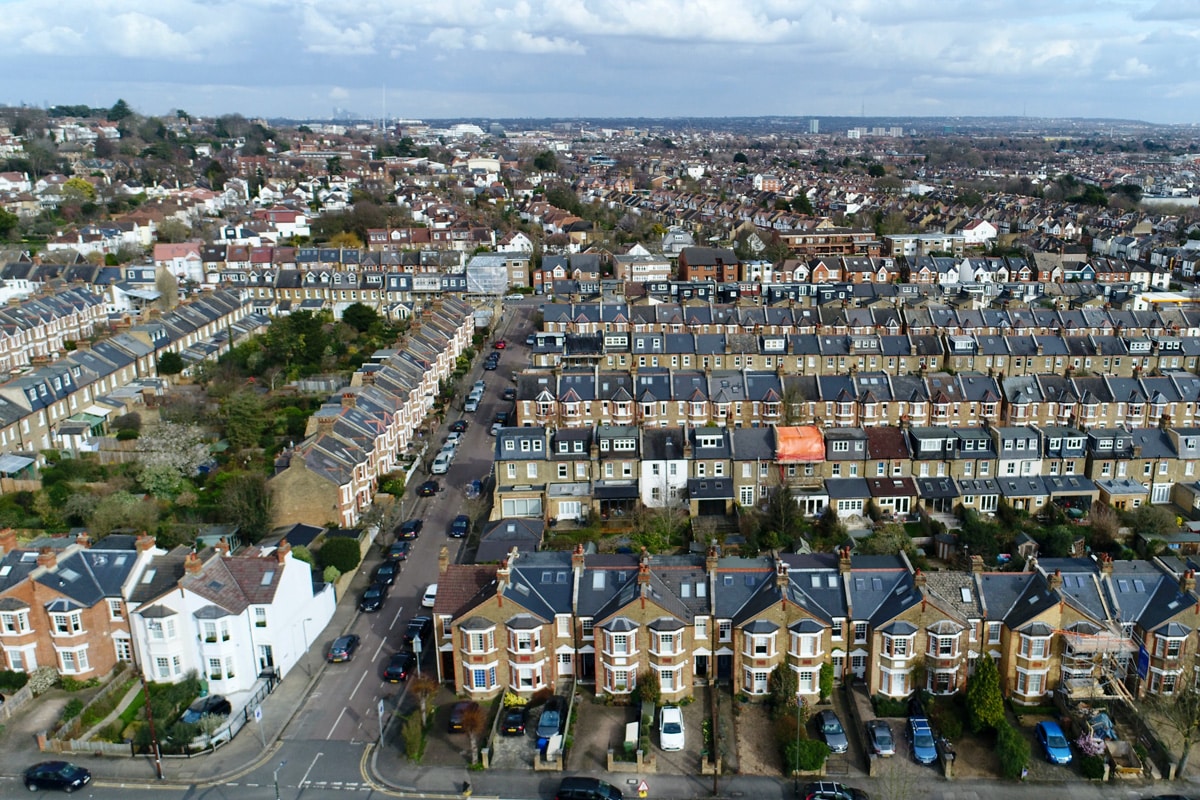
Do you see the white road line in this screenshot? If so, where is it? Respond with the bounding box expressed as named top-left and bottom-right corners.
top-left (389, 605), bottom-right (405, 630)
top-left (299, 752), bottom-right (323, 787)
top-left (327, 707), bottom-right (348, 739)
top-left (373, 637), bottom-right (387, 661)
top-left (350, 668), bottom-right (368, 698)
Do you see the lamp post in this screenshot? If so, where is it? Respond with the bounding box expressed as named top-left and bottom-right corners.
top-left (301, 618), bottom-right (313, 677)
top-left (273, 759), bottom-right (288, 800)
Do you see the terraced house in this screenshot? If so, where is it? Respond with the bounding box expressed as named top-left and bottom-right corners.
top-left (434, 546), bottom-right (1200, 704)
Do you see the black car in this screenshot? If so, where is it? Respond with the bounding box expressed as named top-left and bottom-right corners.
top-left (373, 561), bottom-right (400, 585)
top-left (555, 777), bottom-right (623, 800)
top-left (450, 419), bottom-right (469, 433)
top-left (494, 410), bottom-right (510, 425)
top-left (24, 762), bottom-right (92, 793)
top-left (404, 615), bottom-right (433, 648)
top-left (326, 634), bottom-right (360, 662)
top-left (358, 582), bottom-right (389, 612)
top-left (501, 705), bottom-right (528, 735)
top-left (800, 782), bottom-right (870, 800)
top-left (181, 694), bottom-right (232, 724)
top-left (483, 360), bottom-right (499, 370)
top-left (417, 480), bottom-right (439, 497)
top-left (449, 700), bottom-right (481, 732)
top-left (502, 387), bottom-right (517, 401)
top-left (398, 518), bottom-right (424, 539)
top-left (383, 651), bottom-right (417, 682)
top-left (385, 540), bottom-right (411, 561)
top-left (449, 514), bottom-right (470, 538)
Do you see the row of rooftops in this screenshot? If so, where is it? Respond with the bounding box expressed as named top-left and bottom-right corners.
top-left (443, 545), bottom-right (1200, 638)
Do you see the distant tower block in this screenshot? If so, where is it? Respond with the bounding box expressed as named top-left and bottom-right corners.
top-left (809, 119), bottom-right (820, 135)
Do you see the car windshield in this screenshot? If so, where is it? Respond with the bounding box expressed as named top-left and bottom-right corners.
top-left (913, 729), bottom-right (935, 747)
top-left (1046, 732), bottom-right (1068, 748)
top-left (874, 727), bottom-right (892, 745)
top-left (365, 587), bottom-right (383, 598)
top-left (662, 720), bottom-right (682, 733)
top-left (57, 765), bottom-right (84, 779)
top-left (823, 719), bottom-right (843, 734)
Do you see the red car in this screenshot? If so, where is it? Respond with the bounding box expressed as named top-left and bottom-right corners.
top-left (493, 340), bottom-right (506, 349)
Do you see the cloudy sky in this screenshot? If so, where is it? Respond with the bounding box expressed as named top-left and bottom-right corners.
top-left (1, 0), bottom-right (1197, 124)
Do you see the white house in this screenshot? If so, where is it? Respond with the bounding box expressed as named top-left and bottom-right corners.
top-left (129, 541), bottom-right (335, 698)
top-left (960, 219), bottom-right (998, 246)
top-left (639, 428), bottom-right (689, 509)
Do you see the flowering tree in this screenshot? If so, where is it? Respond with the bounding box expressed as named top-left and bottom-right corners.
top-left (138, 421), bottom-right (208, 478)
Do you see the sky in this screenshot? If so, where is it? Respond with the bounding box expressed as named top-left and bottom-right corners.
top-left (1, 0), bottom-right (1198, 124)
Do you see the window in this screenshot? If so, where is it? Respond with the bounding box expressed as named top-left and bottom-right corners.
top-left (209, 657), bottom-right (223, 681)
top-left (0, 611), bottom-right (30, 634)
top-left (1016, 669), bottom-right (1045, 696)
top-left (797, 669), bottom-right (815, 694)
top-left (793, 633), bottom-right (820, 657)
top-left (854, 622), bottom-right (867, 643)
top-left (107, 599), bottom-right (123, 620)
top-left (987, 622), bottom-right (1002, 644)
top-left (254, 608), bottom-right (267, 628)
top-left (581, 619), bottom-right (594, 640)
top-left (884, 635), bottom-right (909, 657)
top-left (50, 612), bottom-right (83, 636)
top-left (831, 619), bottom-right (844, 640)
top-left (1019, 634), bottom-right (1049, 658)
top-left (466, 630), bottom-right (495, 653)
top-left (610, 632), bottom-right (630, 655)
top-left (155, 657), bottom-right (171, 679)
top-left (719, 620), bottom-right (732, 642)
top-left (470, 666), bottom-right (497, 690)
top-left (656, 632), bottom-right (677, 655)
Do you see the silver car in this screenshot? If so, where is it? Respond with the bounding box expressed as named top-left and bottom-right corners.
top-left (818, 710), bottom-right (849, 754)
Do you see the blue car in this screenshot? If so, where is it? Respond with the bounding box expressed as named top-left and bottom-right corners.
top-left (908, 718), bottom-right (938, 765)
top-left (1035, 720), bottom-right (1073, 765)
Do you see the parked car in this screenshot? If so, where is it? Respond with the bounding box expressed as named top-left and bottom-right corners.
top-left (403, 616), bottom-right (433, 648)
top-left (493, 340), bottom-right (506, 349)
top-left (449, 514), bottom-right (470, 538)
top-left (372, 561), bottom-right (399, 584)
top-left (417, 480), bottom-right (439, 497)
top-left (449, 700), bottom-right (481, 732)
top-left (494, 411), bottom-right (510, 425)
top-left (385, 541), bottom-right (411, 561)
top-left (358, 582), bottom-right (389, 612)
top-left (502, 387), bottom-right (516, 401)
top-left (483, 360), bottom-right (499, 371)
top-left (398, 518), bottom-right (423, 539)
top-left (659, 705), bottom-right (685, 751)
top-left (817, 710), bottom-right (849, 754)
top-left (465, 479), bottom-right (482, 499)
top-left (450, 419), bottom-right (469, 433)
top-left (23, 762), bottom-right (92, 793)
top-left (431, 452), bottom-right (452, 474)
top-left (800, 782), bottom-right (870, 800)
top-left (555, 777), bottom-right (623, 800)
top-left (501, 705), bottom-right (528, 735)
top-left (465, 397), bottom-right (480, 412)
top-left (866, 719), bottom-right (895, 757)
top-left (908, 718), bottom-right (938, 765)
top-left (439, 441), bottom-right (458, 458)
top-left (383, 651), bottom-right (416, 682)
top-left (525, 334), bottom-right (536, 346)
top-left (1035, 720), bottom-right (1073, 765)
top-left (421, 583), bottom-right (438, 608)
top-left (326, 634), bottom-right (360, 663)
top-left (490, 423), bottom-right (502, 436)
top-left (505, 293), bottom-right (523, 301)
top-left (181, 694), bottom-right (232, 724)
top-left (446, 431), bottom-right (463, 446)
top-left (537, 695), bottom-right (566, 739)
top-left (473, 380), bottom-right (486, 392)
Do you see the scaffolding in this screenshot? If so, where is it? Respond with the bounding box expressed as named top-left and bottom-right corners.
top-left (1057, 621), bottom-right (1138, 705)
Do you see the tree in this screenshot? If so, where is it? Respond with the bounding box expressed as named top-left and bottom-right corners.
top-left (868, 164), bottom-right (886, 178)
top-left (818, 663), bottom-right (834, 702)
top-left (88, 491), bottom-right (159, 537)
top-left (1089, 502), bottom-right (1120, 549)
top-left (408, 675), bottom-right (439, 718)
top-left (996, 720), bottom-right (1030, 780)
top-left (460, 702), bottom-right (487, 765)
top-left (138, 462), bottom-right (184, 498)
top-left (814, 505), bottom-right (847, 545)
top-left (762, 485), bottom-right (804, 550)
top-left (318, 536), bottom-right (361, 574)
top-left (221, 389), bottom-right (268, 451)
top-left (156, 218), bottom-right (191, 243)
top-left (157, 351), bottom-right (184, 377)
top-left (62, 177), bottom-right (96, 203)
top-left (634, 669), bottom-right (661, 707)
top-left (965, 653), bottom-right (1004, 733)
top-left (791, 193), bottom-right (814, 216)
top-left (1129, 504), bottom-right (1176, 538)
top-left (767, 665), bottom-right (800, 719)
top-left (341, 302), bottom-right (379, 334)
top-left (138, 421), bottom-right (209, 477)
top-left (112, 412), bottom-right (142, 434)
top-left (155, 268), bottom-right (179, 310)
top-left (858, 522), bottom-right (914, 556)
top-left (532, 150), bottom-right (558, 171)
top-left (221, 472), bottom-right (273, 543)
top-left (1148, 679), bottom-right (1200, 775)
top-left (733, 152), bottom-right (749, 164)
top-left (326, 231), bottom-right (362, 249)
top-left (107, 99), bottom-right (134, 122)
top-left (0, 208), bottom-right (18, 241)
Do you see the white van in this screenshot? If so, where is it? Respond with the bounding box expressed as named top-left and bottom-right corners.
top-left (431, 452), bottom-right (452, 474)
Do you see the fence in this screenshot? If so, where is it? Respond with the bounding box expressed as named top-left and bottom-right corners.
top-left (0, 682), bottom-right (34, 723)
top-left (167, 676), bottom-right (275, 757)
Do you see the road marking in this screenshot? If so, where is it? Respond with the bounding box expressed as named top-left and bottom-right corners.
top-left (389, 605), bottom-right (405, 630)
top-left (350, 668), bottom-right (368, 698)
top-left (300, 751), bottom-right (323, 786)
top-left (328, 707), bottom-right (348, 739)
top-left (373, 637), bottom-right (387, 661)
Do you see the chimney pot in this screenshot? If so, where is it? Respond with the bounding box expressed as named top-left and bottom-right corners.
top-left (275, 539), bottom-right (291, 564)
top-left (184, 551), bottom-right (202, 574)
top-left (36, 546), bottom-right (56, 569)
top-left (75, 531), bottom-right (91, 549)
top-left (136, 532), bottom-right (156, 552)
top-left (215, 537), bottom-right (230, 557)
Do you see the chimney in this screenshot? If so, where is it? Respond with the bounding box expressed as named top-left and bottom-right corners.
top-left (36, 546), bottom-right (56, 569)
top-left (316, 415), bottom-right (336, 435)
top-left (184, 551), bottom-right (202, 575)
top-left (275, 539), bottom-right (291, 563)
top-left (0, 528), bottom-right (16, 556)
top-left (362, 370), bottom-right (376, 386)
top-left (1048, 568), bottom-right (1063, 591)
top-left (913, 568), bottom-right (926, 589)
top-left (969, 555), bottom-right (985, 575)
top-left (75, 531), bottom-right (91, 549)
top-left (775, 558), bottom-right (790, 590)
top-left (571, 543), bottom-right (585, 572)
top-left (215, 537), bottom-right (230, 558)
top-left (838, 545), bottom-right (853, 575)
top-left (438, 545), bottom-right (450, 575)
top-left (706, 544), bottom-right (719, 577)
top-left (496, 558), bottom-right (511, 593)
top-left (136, 532), bottom-right (156, 552)
top-left (341, 392), bottom-right (357, 409)
top-left (1182, 569), bottom-right (1196, 595)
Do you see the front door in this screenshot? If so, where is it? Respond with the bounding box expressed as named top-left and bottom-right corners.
top-left (717, 654), bottom-right (733, 682)
top-left (258, 644), bottom-right (274, 670)
top-left (695, 655), bottom-right (709, 682)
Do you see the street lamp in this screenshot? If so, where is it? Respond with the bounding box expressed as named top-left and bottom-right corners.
top-left (273, 759), bottom-right (288, 800)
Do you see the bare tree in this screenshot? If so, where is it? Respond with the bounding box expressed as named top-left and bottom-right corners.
top-left (460, 703), bottom-right (487, 765)
top-left (1147, 680), bottom-right (1200, 776)
top-left (409, 676), bottom-right (440, 719)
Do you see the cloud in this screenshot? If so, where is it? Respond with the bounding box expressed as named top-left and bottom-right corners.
top-left (301, 6), bottom-right (376, 54)
top-left (329, 86), bottom-right (349, 100)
